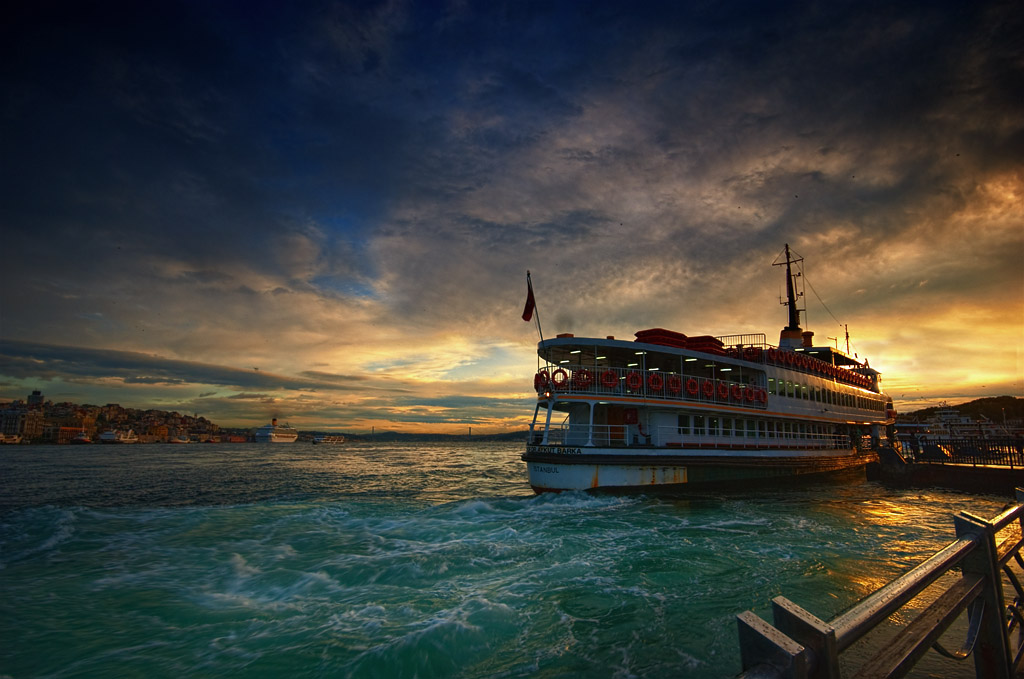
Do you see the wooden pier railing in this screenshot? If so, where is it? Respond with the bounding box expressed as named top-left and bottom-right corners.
top-left (736, 489), bottom-right (1024, 678)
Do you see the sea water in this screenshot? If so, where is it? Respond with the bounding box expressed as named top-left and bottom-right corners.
top-left (0, 441), bottom-right (1014, 678)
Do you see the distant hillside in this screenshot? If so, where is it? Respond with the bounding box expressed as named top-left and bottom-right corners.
top-left (898, 396), bottom-right (1023, 423)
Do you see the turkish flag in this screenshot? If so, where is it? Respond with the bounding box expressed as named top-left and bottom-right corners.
top-left (522, 279), bottom-right (536, 321)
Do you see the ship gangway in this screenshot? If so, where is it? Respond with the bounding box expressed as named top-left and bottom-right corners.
top-left (736, 489), bottom-right (1024, 678)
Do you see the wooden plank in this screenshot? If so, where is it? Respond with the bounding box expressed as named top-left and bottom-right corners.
top-left (851, 574), bottom-right (984, 679)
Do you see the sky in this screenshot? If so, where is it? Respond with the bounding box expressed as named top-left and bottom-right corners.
top-left (2, 0), bottom-right (1022, 433)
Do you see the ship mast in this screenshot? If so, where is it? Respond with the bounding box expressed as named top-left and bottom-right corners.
top-left (783, 243), bottom-right (801, 331)
top-left (774, 243), bottom-right (806, 350)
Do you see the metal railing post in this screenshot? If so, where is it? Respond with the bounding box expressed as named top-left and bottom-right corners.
top-left (953, 510), bottom-right (1013, 678)
top-left (771, 597), bottom-right (840, 679)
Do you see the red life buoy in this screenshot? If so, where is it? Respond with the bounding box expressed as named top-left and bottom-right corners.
top-left (731, 384), bottom-right (743, 401)
top-left (667, 375), bottom-right (682, 394)
top-left (702, 380), bottom-right (714, 397)
top-left (686, 378), bottom-right (699, 396)
top-left (767, 348), bottom-right (778, 363)
top-left (534, 370), bottom-right (549, 390)
top-left (551, 368), bottom-right (568, 388)
top-left (647, 372), bottom-right (664, 391)
top-left (626, 372), bottom-right (643, 390)
top-left (601, 369), bottom-right (618, 388)
top-left (717, 381), bottom-right (728, 399)
top-left (745, 386), bottom-right (756, 402)
top-left (574, 369), bottom-right (593, 390)
top-left (758, 388), bottom-right (767, 403)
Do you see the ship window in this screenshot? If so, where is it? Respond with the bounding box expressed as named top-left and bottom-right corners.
top-left (722, 417), bottom-right (733, 436)
top-left (677, 414), bottom-right (690, 435)
top-left (708, 417), bottom-right (720, 436)
top-left (693, 415), bottom-right (705, 435)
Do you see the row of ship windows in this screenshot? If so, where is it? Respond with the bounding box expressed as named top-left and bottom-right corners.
top-left (767, 377), bottom-right (886, 412)
top-left (678, 415), bottom-right (834, 438)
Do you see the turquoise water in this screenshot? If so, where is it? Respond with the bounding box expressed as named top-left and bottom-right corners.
top-left (0, 442), bottom-right (1013, 678)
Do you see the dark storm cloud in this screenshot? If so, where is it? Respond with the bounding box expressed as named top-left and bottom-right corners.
top-left (0, 340), bottom-right (370, 393)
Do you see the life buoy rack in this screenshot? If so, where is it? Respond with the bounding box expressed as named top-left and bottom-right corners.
top-left (626, 372), bottom-right (643, 391)
top-left (667, 375), bottom-right (682, 394)
top-left (702, 380), bottom-right (714, 398)
top-left (601, 369), bottom-right (618, 389)
top-left (647, 372), bottom-right (664, 391)
top-left (574, 368), bottom-right (593, 390)
top-left (686, 378), bottom-right (699, 396)
top-left (551, 368), bottom-right (568, 388)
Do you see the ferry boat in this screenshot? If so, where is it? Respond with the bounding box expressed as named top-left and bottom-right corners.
top-left (522, 245), bottom-right (896, 492)
top-left (312, 434), bottom-right (346, 444)
top-left (98, 429), bottom-right (139, 444)
top-left (254, 418), bottom-right (299, 443)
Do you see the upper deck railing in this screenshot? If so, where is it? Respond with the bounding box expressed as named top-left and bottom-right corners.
top-left (534, 364), bottom-right (770, 409)
top-left (736, 489), bottom-right (1024, 678)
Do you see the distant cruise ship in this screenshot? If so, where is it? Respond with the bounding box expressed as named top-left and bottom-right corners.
top-left (254, 418), bottom-right (299, 443)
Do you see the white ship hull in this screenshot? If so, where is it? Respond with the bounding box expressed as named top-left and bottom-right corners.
top-left (255, 431), bottom-right (299, 443)
top-left (525, 445), bottom-right (876, 492)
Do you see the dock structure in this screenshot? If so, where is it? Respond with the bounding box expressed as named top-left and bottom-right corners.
top-left (736, 489), bottom-right (1024, 678)
top-left (877, 436), bottom-right (1024, 495)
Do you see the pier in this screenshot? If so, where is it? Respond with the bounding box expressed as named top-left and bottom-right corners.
top-left (735, 489), bottom-right (1024, 678)
top-left (877, 437), bottom-right (1024, 495)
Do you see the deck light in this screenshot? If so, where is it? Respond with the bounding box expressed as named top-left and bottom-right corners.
top-left (627, 363), bottom-right (638, 367)
top-left (635, 351), bottom-right (646, 355)
top-left (684, 357), bottom-right (697, 362)
top-left (570, 350), bottom-right (581, 354)
top-left (648, 367), bottom-right (659, 371)
top-left (595, 356), bottom-right (606, 360)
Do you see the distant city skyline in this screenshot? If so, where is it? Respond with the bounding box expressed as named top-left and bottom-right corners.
top-left (2, 1), bottom-right (1022, 432)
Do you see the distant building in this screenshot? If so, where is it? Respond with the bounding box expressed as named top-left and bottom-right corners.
top-left (1, 408), bottom-right (44, 440)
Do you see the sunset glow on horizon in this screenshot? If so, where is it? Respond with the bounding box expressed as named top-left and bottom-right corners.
top-left (2, 1), bottom-right (1021, 432)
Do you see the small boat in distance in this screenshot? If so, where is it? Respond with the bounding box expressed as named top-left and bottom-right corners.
top-left (312, 434), bottom-right (346, 444)
top-left (69, 430), bottom-right (93, 444)
top-left (255, 418), bottom-right (299, 443)
top-left (98, 429), bottom-right (139, 444)
top-left (522, 244), bottom-right (896, 492)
